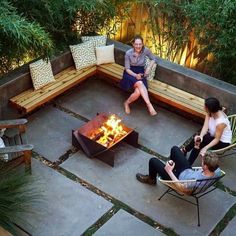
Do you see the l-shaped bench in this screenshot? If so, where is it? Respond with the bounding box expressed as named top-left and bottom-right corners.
top-left (9, 62), bottom-right (205, 120)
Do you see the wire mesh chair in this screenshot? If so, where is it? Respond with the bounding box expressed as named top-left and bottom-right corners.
top-left (158, 167), bottom-right (225, 226)
top-left (211, 114), bottom-right (236, 157)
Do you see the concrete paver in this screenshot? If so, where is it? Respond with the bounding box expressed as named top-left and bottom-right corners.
top-left (219, 154), bottom-right (236, 192)
top-left (21, 158), bottom-right (113, 236)
top-left (94, 209), bottom-right (165, 236)
top-left (220, 215), bottom-right (236, 236)
top-left (21, 78), bottom-right (235, 235)
top-left (61, 145), bottom-right (236, 236)
top-left (27, 105), bottom-right (84, 162)
top-left (56, 78), bottom-right (200, 156)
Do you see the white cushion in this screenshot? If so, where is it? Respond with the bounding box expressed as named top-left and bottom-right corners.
top-left (0, 128), bottom-right (6, 137)
top-left (70, 41), bottom-right (97, 70)
top-left (30, 59), bottom-right (55, 90)
top-left (0, 137), bottom-right (8, 161)
top-left (96, 44), bottom-right (115, 65)
top-left (81, 35), bottom-right (107, 48)
top-left (145, 57), bottom-right (157, 81)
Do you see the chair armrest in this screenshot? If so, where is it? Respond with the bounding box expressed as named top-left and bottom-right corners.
top-left (211, 143), bottom-right (236, 154)
top-left (0, 119), bottom-right (28, 129)
top-left (0, 144), bottom-right (33, 154)
top-left (158, 177), bottom-right (195, 195)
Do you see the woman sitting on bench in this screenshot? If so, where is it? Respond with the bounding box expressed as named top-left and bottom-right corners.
top-left (120, 35), bottom-right (158, 116)
top-left (181, 97), bottom-right (232, 166)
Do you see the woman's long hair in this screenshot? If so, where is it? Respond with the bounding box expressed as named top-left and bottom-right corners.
top-left (205, 97), bottom-right (222, 113)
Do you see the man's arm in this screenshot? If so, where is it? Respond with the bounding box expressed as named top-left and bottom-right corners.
top-left (200, 123), bottom-right (226, 156)
top-left (164, 161), bottom-right (179, 182)
top-left (199, 114), bottom-right (210, 141)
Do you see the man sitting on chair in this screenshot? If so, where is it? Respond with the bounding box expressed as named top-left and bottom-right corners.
top-left (136, 146), bottom-right (221, 186)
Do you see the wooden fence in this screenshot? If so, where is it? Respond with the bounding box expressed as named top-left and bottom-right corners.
top-left (107, 3), bottom-right (209, 74)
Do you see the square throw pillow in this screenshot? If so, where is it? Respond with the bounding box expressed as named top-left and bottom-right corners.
top-left (70, 41), bottom-right (97, 70)
top-left (81, 35), bottom-right (107, 48)
top-left (96, 44), bottom-right (115, 65)
top-left (29, 59), bottom-right (55, 90)
top-left (145, 57), bottom-right (157, 81)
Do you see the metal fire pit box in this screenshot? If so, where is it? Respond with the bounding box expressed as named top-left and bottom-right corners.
top-left (72, 113), bottom-right (139, 167)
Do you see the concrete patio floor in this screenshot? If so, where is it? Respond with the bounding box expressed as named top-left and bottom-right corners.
top-left (17, 77), bottom-right (235, 235)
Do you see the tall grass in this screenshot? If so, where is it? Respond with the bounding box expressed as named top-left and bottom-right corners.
top-left (0, 162), bottom-right (43, 235)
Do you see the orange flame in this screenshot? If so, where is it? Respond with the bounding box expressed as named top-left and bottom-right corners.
top-left (89, 114), bottom-right (127, 147)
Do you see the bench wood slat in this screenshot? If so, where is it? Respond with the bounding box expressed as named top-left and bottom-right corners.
top-left (10, 67), bottom-right (76, 102)
top-left (97, 63), bottom-right (205, 119)
top-left (10, 62), bottom-right (205, 119)
top-left (10, 66), bottom-right (96, 113)
top-left (148, 82), bottom-right (204, 109)
top-left (10, 66), bottom-right (91, 104)
top-left (148, 87), bottom-right (204, 113)
top-left (20, 67), bottom-right (95, 106)
top-left (97, 65), bottom-right (123, 77)
top-left (23, 67), bottom-right (96, 112)
top-left (98, 63), bottom-right (124, 71)
top-left (148, 80), bottom-right (204, 105)
top-left (99, 63), bottom-right (203, 107)
top-left (99, 64), bottom-right (204, 110)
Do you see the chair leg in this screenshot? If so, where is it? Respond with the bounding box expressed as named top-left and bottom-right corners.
top-left (158, 188), bottom-right (171, 201)
top-left (23, 150), bottom-right (32, 173)
top-left (195, 197), bottom-right (200, 226)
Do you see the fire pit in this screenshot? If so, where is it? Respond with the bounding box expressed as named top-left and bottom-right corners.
top-left (72, 113), bottom-right (138, 166)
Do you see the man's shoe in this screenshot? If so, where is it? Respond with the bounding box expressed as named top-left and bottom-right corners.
top-left (136, 173), bottom-right (156, 185)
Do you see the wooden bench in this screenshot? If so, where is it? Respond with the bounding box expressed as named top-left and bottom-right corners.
top-left (10, 66), bottom-right (97, 114)
top-left (10, 62), bottom-right (205, 119)
top-left (97, 63), bottom-right (205, 119)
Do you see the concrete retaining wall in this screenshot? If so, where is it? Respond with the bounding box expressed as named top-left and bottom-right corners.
top-left (0, 39), bottom-right (235, 119)
top-left (110, 39), bottom-right (236, 115)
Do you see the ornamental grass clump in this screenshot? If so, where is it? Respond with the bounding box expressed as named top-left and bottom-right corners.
top-left (0, 162), bottom-right (43, 235)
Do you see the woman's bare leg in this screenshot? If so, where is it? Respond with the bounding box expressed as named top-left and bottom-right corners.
top-left (124, 88), bottom-right (141, 114)
top-left (134, 81), bottom-right (157, 116)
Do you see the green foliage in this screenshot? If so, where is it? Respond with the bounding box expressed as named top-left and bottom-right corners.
top-left (0, 163), bottom-right (43, 235)
top-left (11, 0), bottom-right (131, 45)
top-left (1, 0), bottom-right (132, 76)
top-left (184, 0), bottom-right (236, 84)
top-left (141, 0), bottom-right (191, 62)
top-left (139, 0), bottom-right (236, 84)
top-left (0, 0), bottom-right (53, 75)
